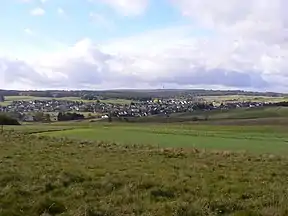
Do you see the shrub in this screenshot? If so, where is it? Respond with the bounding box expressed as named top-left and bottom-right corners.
top-left (191, 117), bottom-right (199, 121)
top-left (0, 114), bottom-right (20, 125)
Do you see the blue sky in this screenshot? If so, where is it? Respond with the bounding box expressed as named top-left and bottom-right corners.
top-left (0, 0), bottom-right (214, 49)
top-left (0, 0), bottom-right (287, 91)
top-left (1, 0), bottom-right (192, 45)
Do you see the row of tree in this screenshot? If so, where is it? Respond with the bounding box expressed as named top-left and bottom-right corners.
top-left (57, 112), bottom-right (85, 121)
top-left (265, 101), bottom-right (288, 107)
top-left (33, 112), bottom-right (85, 122)
top-left (1, 112), bottom-right (86, 124)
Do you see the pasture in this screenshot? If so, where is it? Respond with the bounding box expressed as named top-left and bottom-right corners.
top-left (174, 107), bottom-right (288, 121)
top-left (0, 96), bottom-right (132, 106)
top-left (122, 107), bottom-right (288, 124)
top-left (2, 130), bottom-right (288, 215)
top-left (5, 107), bottom-right (288, 155)
top-left (39, 123), bottom-right (288, 155)
top-left (2, 106), bottom-right (288, 155)
top-left (201, 95), bottom-right (287, 103)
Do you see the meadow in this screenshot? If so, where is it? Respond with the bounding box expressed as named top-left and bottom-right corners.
top-left (36, 122), bottom-right (287, 155)
top-left (0, 96), bottom-right (132, 106)
top-left (2, 131), bottom-right (288, 216)
top-left (129, 107), bottom-right (288, 124)
top-left (4, 109), bottom-right (288, 155)
top-left (201, 95), bottom-right (287, 103)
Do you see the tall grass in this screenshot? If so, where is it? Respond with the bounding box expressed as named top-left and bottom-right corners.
top-left (1, 132), bottom-right (288, 215)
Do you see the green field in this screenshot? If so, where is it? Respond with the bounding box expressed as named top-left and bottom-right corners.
top-left (36, 123), bottom-right (288, 155)
top-left (176, 107), bottom-right (288, 120)
top-left (2, 130), bottom-right (288, 215)
top-left (124, 107), bottom-right (288, 124)
top-left (0, 96), bottom-right (132, 106)
top-left (201, 95), bottom-right (287, 103)
top-left (100, 98), bottom-right (132, 104)
top-left (3, 114), bottom-right (288, 155)
top-left (2, 106), bottom-right (288, 155)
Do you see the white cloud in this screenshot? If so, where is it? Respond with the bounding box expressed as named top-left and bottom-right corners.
top-left (30, 7), bottom-right (45, 16)
top-left (89, 0), bottom-right (149, 16)
top-left (0, 31), bottom-right (273, 91)
top-left (173, 0), bottom-right (288, 45)
top-left (2, 0), bottom-right (288, 91)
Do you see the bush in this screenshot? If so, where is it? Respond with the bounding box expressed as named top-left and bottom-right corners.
top-left (0, 114), bottom-right (20, 125)
top-left (191, 117), bottom-right (199, 121)
top-left (57, 112), bottom-right (84, 121)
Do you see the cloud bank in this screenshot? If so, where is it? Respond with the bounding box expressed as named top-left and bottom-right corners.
top-left (1, 0), bottom-right (288, 91)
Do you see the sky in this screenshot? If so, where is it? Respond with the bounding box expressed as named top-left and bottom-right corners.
top-left (0, 0), bottom-right (288, 92)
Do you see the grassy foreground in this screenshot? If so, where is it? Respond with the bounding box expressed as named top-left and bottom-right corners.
top-left (1, 132), bottom-right (288, 216)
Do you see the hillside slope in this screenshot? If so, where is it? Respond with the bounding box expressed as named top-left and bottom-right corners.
top-left (125, 107), bottom-right (288, 124)
top-left (1, 132), bottom-right (288, 216)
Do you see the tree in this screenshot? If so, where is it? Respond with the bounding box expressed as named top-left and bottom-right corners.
top-left (108, 112), bottom-right (112, 122)
top-left (34, 112), bottom-right (45, 122)
top-left (81, 94), bottom-right (98, 101)
top-left (0, 95), bottom-right (4, 102)
top-left (57, 112), bottom-right (84, 121)
top-left (43, 113), bottom-right (51, 122)
top-left (0, 114), bottom-right (20, 126)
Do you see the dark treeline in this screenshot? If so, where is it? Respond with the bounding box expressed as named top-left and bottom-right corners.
top-left (265, 101), bottom-right (288, 107)
top-left (57, 112), bottom-right (85, 121)
top-left (0, 89), bottom-right (286, 100)
top-left (0, 114), bottom-right (20, 125)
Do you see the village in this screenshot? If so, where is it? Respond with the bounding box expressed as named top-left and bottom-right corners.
top-left (0, 97), bottom-right (267, 122)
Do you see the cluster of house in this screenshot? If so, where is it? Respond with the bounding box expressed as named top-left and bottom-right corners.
top-left (0, 98), bottom-right (268, 122)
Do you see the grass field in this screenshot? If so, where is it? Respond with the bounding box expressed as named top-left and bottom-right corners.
top-left (201, 95), bottom-right (287, 103)
top-left (100, 98), bottom-right (132, 104)
top-left (2, 131), bottom-right (288, 215)
top-left (176, 107), bottom-right (288, 120)
top-left (126, 107), bottom-right (288, 124)
top-left (0, 96), bottom-right (132, 106)
top-left (4, 112), bottom-right (288, 155)
top-left (1, 106), bottom-right (288, 155)
top-left (38, 123), bottom-right (288, 155)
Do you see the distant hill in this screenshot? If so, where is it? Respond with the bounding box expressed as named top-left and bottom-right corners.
top-left (0, 89), bottom-right (286, 100)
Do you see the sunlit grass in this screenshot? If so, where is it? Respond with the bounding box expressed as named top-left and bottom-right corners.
top-left (1, 132), bottom-right (288, 215)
